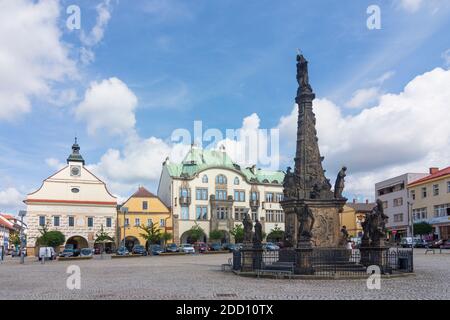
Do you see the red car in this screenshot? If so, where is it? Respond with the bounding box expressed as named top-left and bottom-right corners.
top-left (194, 242), bottom-right (208, 253)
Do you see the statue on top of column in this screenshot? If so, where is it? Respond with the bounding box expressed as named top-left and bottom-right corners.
top-left (296, 52), bottom-right (313, 94)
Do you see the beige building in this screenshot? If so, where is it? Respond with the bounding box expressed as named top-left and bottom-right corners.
top-left (24, 140), bottom-right (117, 254)
top-left (408, 167), bottom-right (450, 240)
top-left (157, 146), bottom-right (285, 244)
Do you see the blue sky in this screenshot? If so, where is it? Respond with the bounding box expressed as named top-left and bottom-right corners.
top-left (1, 0), bottom-right (450, 212)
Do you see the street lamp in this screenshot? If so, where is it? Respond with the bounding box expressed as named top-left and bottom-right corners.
top-left (18, 210), bottom-right (26, 264)
top-left (120, 206), bottom-right (128, 250)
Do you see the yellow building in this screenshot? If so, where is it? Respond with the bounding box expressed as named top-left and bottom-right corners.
top-left (117, 187), bottom-right (173, 250)
top-left (408, 167), bottom-right (450, 240)
top-left (340, 201), bottom-right (374, 238)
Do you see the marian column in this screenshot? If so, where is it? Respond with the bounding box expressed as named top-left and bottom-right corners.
top-left (281, 54), bottom-right (347, 249)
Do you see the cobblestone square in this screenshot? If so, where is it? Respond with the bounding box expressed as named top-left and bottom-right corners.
top-left (0, 249), bottom-right (448, 300)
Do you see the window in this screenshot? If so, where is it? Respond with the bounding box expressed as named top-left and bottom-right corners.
top-left (234, 207), bottom-right (246, 221)
top-left (421, 187), bottom-right (427, 198)
top-left (234, 177), bottom-right (240, 185)
top-left (275, 193), bottom-right (284, 203)
top-left (265, 193), bottom-right (274, 203)
top-left (143, 201), bottom-right (148, 210)
top-left (216, 207), bottom-right (229, 220)
top-left (39, 216), bottom-right (46, 227)
top-left (125, 218), bottom-right (129, 227)
top-left (393, 213), bottom-right (403, 222)
top-left (53, 216), bottom-right (60, 227)
top-left (251, 192), bottom-right (259, 201)
top-left (215, 189), bottom-right (227, 200)
top-left (87, 217), bottom-right (94, 228)
top-left (447, 181), bottom-right (450, 193)
top-left (196, 206), bottom-right (208, 220)
top-left (410, 190), bottom-right (416, 200)
top-left (71, 187), bottom-right (79, 193)
top-left (234, 190), bottom-right (245, 202)
top-left (106, 217), bottom-right (112, 228)
top-left (180, 188), bottom-right (189, 197)
top-left (413, 208), bottom-right (427, 221)
top-left (68, 216), bottom-right (74, 227)
top-left (181, 206), bottom-right (189, 220)
top-left (202, 175), bottom-right (208, 183)
top-left (393, 198), bottom-right (403, 207)
top-left (434, 203), bottom-right (450, 217)
top-left (196, 188), bottom-right (208, 200)
top-left (382, 201), bottom-right (388, 209)
top-left (433, 184), bottom-right (439, 196)
top-left (160, 219), bottom-right (166, 227)
top-left (147, 219), bottom-right (153, 227)
top-left (266, 210), bottom-right (284, 223)
top-left (135, 218), bottom-right (140, 226)
top-left (215, 175), bottom-right (227, 184)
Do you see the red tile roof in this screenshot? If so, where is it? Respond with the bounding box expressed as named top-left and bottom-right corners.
top-left (408, 166), bottom-right (450, 187)
top-left (131, 186), bottom-right (156, 198)
top-left (0, 216), bottom-right (14, 229)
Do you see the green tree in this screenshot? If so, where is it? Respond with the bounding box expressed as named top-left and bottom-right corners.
top-left (209, 229), bottom-right (224, 242)
top-left (139, 223), bottom-right (162, 245)
top-left (267, 224), bottom-right (284, 242)
top-left (95, 225), bottom-right (114, 243)
top-left (9, 232), bottom-right (21, 247)
top-left (160, 232), bottom-right (173, 247)
top-left (187, 223), bottom-right (205, 243)
top-left (413, 222), bottom-right (433, 236)
top-left (37, 231), bottom-right (65, 248)
top-left (230, 224), bottom-right (244, 243)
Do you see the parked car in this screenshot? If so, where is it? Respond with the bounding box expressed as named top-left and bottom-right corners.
top-left (225, 244), bottom-right (237, 252)
top-left (93, 247), bottom-right (101, 255)
top-left (80, 248), bottom-right (93, 257)
top-left (400, 237), bottom-right (414, 248)
top-left (194, 242), bottom-right (207, 253)
top-left (440, 240), bottom-right (450, 249)
top-left (151, 244), bottom-right (163, 255)
top-left (264, 242), bottom-right (280, 251)
top-left (116, 246), bottom-right (130, 256)
top-left (234, 243), bottom-right (243, 251)
top-left (413, 239), bottom-right (428, 248)
top-left (209, 243), bottom-right (223, 251)
top-left (180, 243), bottom-right (195, 254)
top-left (11, 248), bottom-right (27, 257)
top-left (132, 245), bottom-right (148, 256)
top-left (38, 247), bottom-right (56, 261)
top-left (59, 248), bottom-right (75, 258)
top-left (165, 243), bottom-right (179, 253)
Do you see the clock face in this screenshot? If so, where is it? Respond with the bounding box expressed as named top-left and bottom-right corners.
top-left (70, 166), bottom-right (81, 176)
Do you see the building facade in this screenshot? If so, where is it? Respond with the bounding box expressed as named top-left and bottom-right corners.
top-left (117, 186), bottom-right (172, 250)
top-left (375, 172), bottom-right (428, 240)
top-left (24, 140), bottom-right (117, 255)
top-left (157, 147), bottom-right (285, 244)
top-left (408, 167), bottom-right (450, 240)
top-left (340, 201), bottom-right (374, 238)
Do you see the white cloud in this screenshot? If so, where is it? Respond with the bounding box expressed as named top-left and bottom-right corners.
top-left (45, 158), bottom-right (65, 171)
top-left (278, 67), bottom-right (450, 200)
top-left (0, 0), bottom-right (76, 121)
top-left (398, 0), bottom-right (424, 13)
top-left (0, 187), bottom-right (24, 210)
top-left (346, 87), bottom-right (381, 109)
top-left (75, 77), bottom-right (138, 136)
top-left (79, 0), bottom-right (113, 64)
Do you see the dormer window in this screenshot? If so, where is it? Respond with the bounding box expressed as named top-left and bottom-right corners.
top-left (71, 187), bottom-right (80, 193)
top-left (234, 177), bottom-right (240, 185)
top-left (216, 174), bottom-right (227, 185)
top-left (202, 175), bottom-right (208, 183)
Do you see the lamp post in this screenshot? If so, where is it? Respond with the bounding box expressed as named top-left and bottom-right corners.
top-left (18, 210), bottom-right (27, 264)
top-left (120, 206), bottom-right (128, 250)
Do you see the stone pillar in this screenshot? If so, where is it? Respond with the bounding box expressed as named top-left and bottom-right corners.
top-left (172, 214), bottom-right (180, 245)
top-left (295, 247), bottom-right (314, 275)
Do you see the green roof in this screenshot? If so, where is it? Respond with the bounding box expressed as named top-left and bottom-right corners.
top-left (164, 148), bottom-right (284, 185)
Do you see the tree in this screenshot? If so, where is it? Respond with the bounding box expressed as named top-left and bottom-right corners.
top-left (9, 232), bottom-right (21, 247)
top-left (413, 222), bottom-right (433, 236)
top-left (160, 232), bottom-right (173, 247)
top-left (230, 224), bottom-right (244, 243)
top-left (94, 225), bottom-right (114, 243)
top-left (267, 224), bottom-right (284, 242)
top-left (139, 223), bottom-right (162, 245)
top-left (37, 231), bottom-right (65, 248)
top-left (209, 229), bottom-right (224, 242)
top-left (187, 223), bottom-right (205, 243)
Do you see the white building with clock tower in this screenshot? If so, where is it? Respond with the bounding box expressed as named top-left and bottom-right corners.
top-left (24, 139), bottom-right (117, 255)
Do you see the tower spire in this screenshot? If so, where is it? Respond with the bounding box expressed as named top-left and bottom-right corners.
top-left (67, 137), bottom-right (85, 165)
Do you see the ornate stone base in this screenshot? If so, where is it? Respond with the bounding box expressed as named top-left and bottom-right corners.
top-left (281, 198), bottom-right (346, 248)
top-left (295, 247), bottom-right (314, 275)
top-left (360, 246), bottom-right (390, 272)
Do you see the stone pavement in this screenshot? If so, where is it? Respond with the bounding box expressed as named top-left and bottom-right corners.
top-left (0, 249), bottom-right (448, 300)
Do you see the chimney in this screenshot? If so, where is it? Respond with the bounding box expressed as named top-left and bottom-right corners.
top-left (429, 167), bottom-right (439, 175)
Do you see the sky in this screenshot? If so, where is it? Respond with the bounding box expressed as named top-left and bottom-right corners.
top-left (1, 0), bottom-right (450, 213)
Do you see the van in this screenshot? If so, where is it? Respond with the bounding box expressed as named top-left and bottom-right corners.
top-left (38, 247), bottom-right (57, 261)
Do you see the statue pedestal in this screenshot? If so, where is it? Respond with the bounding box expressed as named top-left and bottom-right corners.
top-left (295, 247), bottom-right (314, 275)
top-left (240, 242), bottom-right (254, 272)
top-left (360, 245), bottom-right (390, 273)
top-left (281, 198), bottom-right (346, 248)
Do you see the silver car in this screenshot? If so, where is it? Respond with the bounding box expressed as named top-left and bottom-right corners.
top-left (180, 244), bottom-right (195, 254)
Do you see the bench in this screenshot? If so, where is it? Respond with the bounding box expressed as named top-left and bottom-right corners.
top-left (256, 262), bottom-right (294, 279)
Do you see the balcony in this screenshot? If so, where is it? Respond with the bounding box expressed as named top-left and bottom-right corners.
top-left (249, 199), bottom-right (260, 208)
top-left (179, 196), bottom-right (191, 206)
